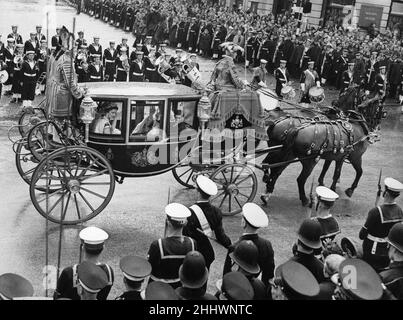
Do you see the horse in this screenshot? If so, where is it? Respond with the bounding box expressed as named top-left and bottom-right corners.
top-left (261, 110), bottom-right (372, 206)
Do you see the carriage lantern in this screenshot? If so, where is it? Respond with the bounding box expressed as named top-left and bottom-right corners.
top-left (80, 95), bottom-right (97, 143)
top-left (198, 93), bottom-right (212, 126)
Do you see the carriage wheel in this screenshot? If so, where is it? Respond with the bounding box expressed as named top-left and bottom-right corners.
top-left (18, 107), bottom-right (46, 137)
top-left (30, 146), bottom-right (115, 225)
top-left (209, 163), bottom-right (257, 216)
top-left (172, 164), bottom-right (198, 189)
top-left (27, 121), bottom-right (62, 162)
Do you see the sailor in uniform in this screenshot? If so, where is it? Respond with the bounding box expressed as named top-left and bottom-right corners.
top-left (223, 203), bottom-right (274, 292)
top-left (129, 51), bottom-right (145, 82)
top-left (75, 261), bottom-right (109, 301)
top-left (34, 25), bottom-right (46, 47)
top-left (88, 36), bottom-right (102, 62)
top-left (24, 32), bottom-right (38, 54)
top-left (340, 62), bottom-right (355, 94)
top-left (103, 41), bottom-right (117, 82)
top-left (175, 251), bottom-right (217, 300)
top-left (21, 49), bottom-right (39, 110)
top-left (147, 203), bottom-right (197, 289)
top-left (251, 59), bottom-right (268, 89)
top-left (88, 53), bottom-right (103, 82)
top-left (300, 60), bottom-right (321, 104)
top-left (115, 256), bottom-right (152, 300)
top-left (115, 46), bottom-right (129, 82)
top-left (54, 226), bottom-right (114, 300)
top-left (274, 59), bottom-right (291, 97)
top-left (0, 273), bottom-right (34, 300)
top-left (380, 223), bottom-right (403, 299)
top-left (359, 177), bottom-right (403, 271)
top-left (272, 261), bottom-right (320, 300)
top-left (75, 31), bottom-right (87, 49)
top-left (374, 65), bottom-right (388, 103)
top-left (117, 37), bottom-right (130, 57)
top-left (144, 46), bottom-right (158, 82)
top-left (10, 43), bottom-right (24, 104)
top-left (183, 176), bottom-right (231, 270)
top-left (309, 186), bottom-right (341, 246)
top-left (3, 37), bottom-right (15, 96)
top-left (7, 25), bottom-right (23, 44)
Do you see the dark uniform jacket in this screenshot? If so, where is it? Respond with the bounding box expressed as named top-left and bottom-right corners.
top-left (54, 263), bottom-right (114, 300)
top-left (317, 279), bottom-right (336, 300)
top-left (21, 60), bottom-right (39, 101)
top-left (103, 47), bottom-right (118, 80)
top-left (129, 59), bottom-right (145, 82)
top-left (341, 70), bottom-right (353, 92)
top-left (183, 201), bottom-right (231, 269)
top-left (353, 59), bottom-right (366, 85)
top-left (115, 290), bottom-right (142, 300)
top-left (274, 67), bottom-right (289, 97)
top-left (248, 276), bottom-right (270, 300)
top-left (380, 261), bottom-right (403, 300)
top-left (187, 23), bottom-right (199, 51)
top-left (7, 32), bottom-right (23, 44)
top-left (88, 44), bottom-right (103, 61)
top-left (289, 252), bottom-right (325, 283)
top-left (88, 63), bottom-right (103, 81)
top-left (313, 215), bottom-right (340, 243)
top-left (176, 287), bottom-right (217, 300)
top-left (223, 233), bottom-right (275, 288)
top-left (147, 236), bottom-right (197, 289)
top-left (373, 73), bottom-right (387, 96)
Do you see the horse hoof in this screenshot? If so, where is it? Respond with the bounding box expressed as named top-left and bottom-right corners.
top-left (345, 188), bottom-right (354, 198)
top-left (260, 195), bottom-right (269, 206)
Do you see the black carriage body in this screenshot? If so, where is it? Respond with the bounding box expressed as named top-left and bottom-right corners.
top-left (84, 82), bottom-right (202, 178)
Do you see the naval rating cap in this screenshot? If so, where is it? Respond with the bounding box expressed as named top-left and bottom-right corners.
top-left (316, 186), bottom-right (339, 202)
top-left (384, 177), bottom-right (403, 193)
top-left (165, 203), bottom-right (191, 223)
top-left (196, 175), bottom-right (218, 196)
top-left (119, 255), bottom-right (152, 282)
top-left (0, 273), bottom-right (34, 300)
top-left (242, 202), bottom-right (268, 228)
top-left (79, 226), bottom-right (109, 251)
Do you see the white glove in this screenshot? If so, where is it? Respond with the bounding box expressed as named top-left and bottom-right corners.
top-left (258, 81), bottom-right (267, 87)
top-left (365, 90), bottom-right (370, 95)
top-left (300, 83), bottom-right (305, 92)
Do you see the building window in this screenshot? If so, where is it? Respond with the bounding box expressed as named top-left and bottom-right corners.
top-left (322, 0), bottom-right (356, 28)
top-left (388, 1), bottom-right (403, 38)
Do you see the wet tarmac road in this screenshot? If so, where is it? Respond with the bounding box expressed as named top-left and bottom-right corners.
top-left (1, 0), bottom-right (403, 298)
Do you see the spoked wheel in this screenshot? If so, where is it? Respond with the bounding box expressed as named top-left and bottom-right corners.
top-left (209, 163), bottom-right (257, 216)
top-left (27, 121), bottom-right (63, 162)
top-left (15, 139), bottom-right (60, 192)
top-left (18, 107), bottom-right (47, 137)
top-left (172, 164), bottom-right (198, 189)
top-left (30, 146), bottom-right (115, 225)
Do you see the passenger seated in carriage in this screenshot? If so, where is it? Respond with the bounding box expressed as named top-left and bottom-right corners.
top-left (92, 103), bottom-right (121, 135)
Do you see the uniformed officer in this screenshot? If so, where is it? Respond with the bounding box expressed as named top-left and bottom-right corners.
top-left (115, 255), bottom-right (152, 300)
top-left (335, 48), bottom-right (349, 90)
top-left (289, 219), bottom-right (325, 283)
top-left (223, 203), bottom-right (274, 291)
top-left (359, 177), bottom-right (403, 271)
top-left (251, 59), bottom-right (268, 89)
top-left (309, 186), bottom-right (341, 246)
top-left (183, 175), bottom-right (231, 270)
top-left (88, 54), bottom-right (103, 82)
top-left (332, 258), bottom-right (383, 300)
top-left (373, 65), bottom-right (388, 102)
top-left (76, 261), bottom-right (108, 301)
top-left (75, 31), bottom-right (87, 49)
top-left (145, 281), bottom-right (179, 300)
top-left (54, 226), bottom-right (114, 300)
top-left (379, 223), bottom-right (403, 299)
top-left (147, 203), bottom-right (197, 289)
top-left (228, 240), bottom-right (269, 300)
top-left (272, 261), bottom-right (320, 300)
top-left (175, 251), bottom-right (216, 300)
top-left (0, 273), bottom-right (34, 300)
top-left (129, 51), bottom-right (145, 82)
top-left (215, 271), bottom-right (254, 300)
top-left (340, 61), bottom-right (355, 94)
top-left (300, 60), bottom-right (320, 104)
top-left (274, 59), bottom-right (291, 97)
top-left (21, 49), bottom-right (39, 109)
top-left (103, 40), bottom-right (118, 82)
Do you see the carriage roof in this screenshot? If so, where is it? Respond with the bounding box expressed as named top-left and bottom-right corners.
top-left (83, 82), bottom-right (201, 99)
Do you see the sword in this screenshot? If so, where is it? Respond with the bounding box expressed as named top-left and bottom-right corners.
top-left (375, 168), bottom-right (382, 207)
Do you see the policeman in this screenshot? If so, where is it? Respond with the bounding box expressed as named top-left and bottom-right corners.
top-left (379, 223), bottom-right (403, 299)
top-left (175, 251), bottom-right (216, 300)
top-left (54, 226), bottom-right (114, 300)
top-left (147, 203), bottom-right (197, 289)
top-left (273, 261), bottom-right (320, 300)
top-left (76, 261), bottom-right (108, 301)
top-left (300, 60), bottom-right (320, 104)
top-left (340, 62), bottom-right (354, 94)
top-left (289, 219), bottom-right (325, 283)
top-left (183, 175), bottom-right (231, 270)
top-left (228, 240), bottom-right (269, 300)
top-left (223, 203), bottom-right (274, 291)
top-left (145, 281), bottom-right (179, 300)
top-left (332, 258), bottom-right (383, 300)
top-left (103, 41), bottom-right (118, 82)
top-left (0, 273), bottom-right (34, 300)
top-left (359, 177), bottom-right (403, 271)
top-left (274, 59), bottom-right (291, 97)
top-left (251, 59), bottom-right (268, 89)
top-left (215, 271), bottom-right (254, 300)
top-left (309, 186), bottom-right (341, 246)
top-left (115, 256), bottom-right (152, 300)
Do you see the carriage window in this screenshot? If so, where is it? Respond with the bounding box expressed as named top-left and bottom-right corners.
top-left (169, 100), bottom-right (198, 135)
top-left (90, 100), bottom-right (123, 135)
top-left (129, 100), bottom-right (165, 142)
